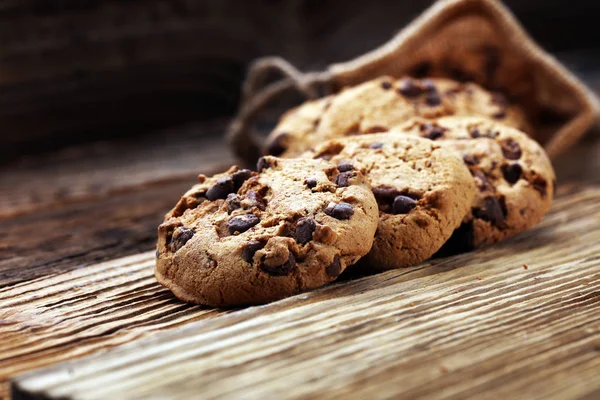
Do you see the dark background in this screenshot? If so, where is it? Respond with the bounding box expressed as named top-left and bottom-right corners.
top-left (1, 0), bottom-right (599, 163)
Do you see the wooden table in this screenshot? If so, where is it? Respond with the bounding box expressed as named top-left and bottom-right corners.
top-left (2, 92), bottom-right (600, 399)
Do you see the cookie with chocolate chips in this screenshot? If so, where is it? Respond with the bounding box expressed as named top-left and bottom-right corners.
top-left (305, 133), bottom-right (476, 270)
top-left (398, 116), bottom-right (556, 252)
top-left (265, 76), bottom-right (530, 158)
top-left (155, 157), bottom-right (379, 307)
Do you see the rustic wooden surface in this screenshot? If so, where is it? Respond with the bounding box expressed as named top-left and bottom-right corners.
top-left (7, 182), bottom-right (600, 399)
top-left (0, 130), bottom-right (598, 399)
top-left (0, 61), bottom-right (599, 400)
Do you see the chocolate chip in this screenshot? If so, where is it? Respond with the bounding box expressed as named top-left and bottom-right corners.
top-left (470, 129), bottom-right (481, 138)
top-left (392, 195), bottom-right (418, 214)
top-left (397, 78), bottom-right (422, 97)
top-left (326, 256), bottom-right (342, 277)
top-left (463, 154), bottom-right (479, 166)
top-left (170, 227), bottom-right (195, 252)
top-left (226, 193), bottom-right (242, 213)
top-left (370, 142), bottom-right (384, 149)
top-left (257, 157), bottom-right (270, 171)
top-left (206, 177), bottom-right (235, 200)
top-left (337, 161), bottom-right (354, 172)
top-left (241, 240), bottom-right (264, 263)
top-left (261, 252), bottom-right (296, 276)
top-left (532, 176), bottom-right (547, 197)
top-left (422, 124), bottom-right (444, 140)
top-left (381, 81), bottom-right (392, 90)
top-left (501, 139), bottom-right (522, 160)
top-left (372, 186), bottom-right (399, 200)
top-left (232, 169), bottom-right (253, 190)
top-left (425, 92), bottom-right (441, 106)
top-left (325, 202), bottom-right (354, 220)
top-left (227, 214), bottom-right (260, 234)
top-left (473, 196), bottom-right (506, 226)
top-left (422, 79), bottom-right (437, 93)
top-left (305, 177), bottom-right (318, 189)
top-left (502, 163), bottom-right (522, 184)
top-left (492, 109), bottom-right (506, 119)
top-left (266, 133), bottom-right (288, 156)
top-left (336, 171), bottom-right (354, 187)
top-left (296, 217), bottom-right (317, 244)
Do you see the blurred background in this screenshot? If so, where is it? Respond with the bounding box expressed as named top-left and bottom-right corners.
top-left (1, 0), bottom-right (599, 164)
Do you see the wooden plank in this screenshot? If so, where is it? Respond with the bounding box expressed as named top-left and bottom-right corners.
top-left (8, 184), bottom-right (600, 400)
top-left (0, 252), bottom-right (227, 399)
top-left (0, 181), bottom-right (189, 288)
top-left (0, 119), bottom-right (232, 219)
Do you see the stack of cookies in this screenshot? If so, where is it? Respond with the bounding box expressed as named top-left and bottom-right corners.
top-left (156, 76), bottom-right (556, 307)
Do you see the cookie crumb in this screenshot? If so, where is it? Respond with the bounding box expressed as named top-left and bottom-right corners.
top-left (523, 264), bottom-right (529, 270)
top-left (440, 366), bottom-right (449, 374)
top-left (410, 303), bottom-right (415, 307)
top-left (476, 276), bottom-right (483, 281)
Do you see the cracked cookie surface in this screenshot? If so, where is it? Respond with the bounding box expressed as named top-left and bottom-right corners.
top-left (155, 156), bottom-right (379, 307)
top-left (398, 116), bottom-right (556, 252)
top-left (304, 133), bottom-right (476, 270)
top-left (265, 76), bottom-right (530, 158)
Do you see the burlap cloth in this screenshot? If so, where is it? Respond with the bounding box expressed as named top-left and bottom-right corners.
top-left (227, 0), bottom-right (600, 164)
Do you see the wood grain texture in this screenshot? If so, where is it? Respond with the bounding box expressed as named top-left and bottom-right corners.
top-left (7, 183), bottom-right (600, 400)
top-left (0, 252), bottom-right (226, 399)
top-left (0, 119), bottom-right (232, 219)
top-left (0, 181), bottom-right (187, 288)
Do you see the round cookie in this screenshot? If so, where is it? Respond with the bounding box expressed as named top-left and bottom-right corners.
top-left (304, 133), bottom-right (476, 270)
top-left (397, 116), bottom-right (556, 252)
top-left (155, 156), bottom-right (379, 307)
top-left (264, 95), bottom-right (334, 157)
top-left (265, 76), bottom-right (530, 158)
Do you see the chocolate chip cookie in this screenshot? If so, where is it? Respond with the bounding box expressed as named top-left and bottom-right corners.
top-left (264, 96), bottom-right (334, 157)
top-left (155, 156), bottom-right (379, 307)
top-left (265, 76), bottom-right (530, 158)
top-left (304, 133), bottom-right (476, 270)
top-left (398, 116), bottom-right (556, 252)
